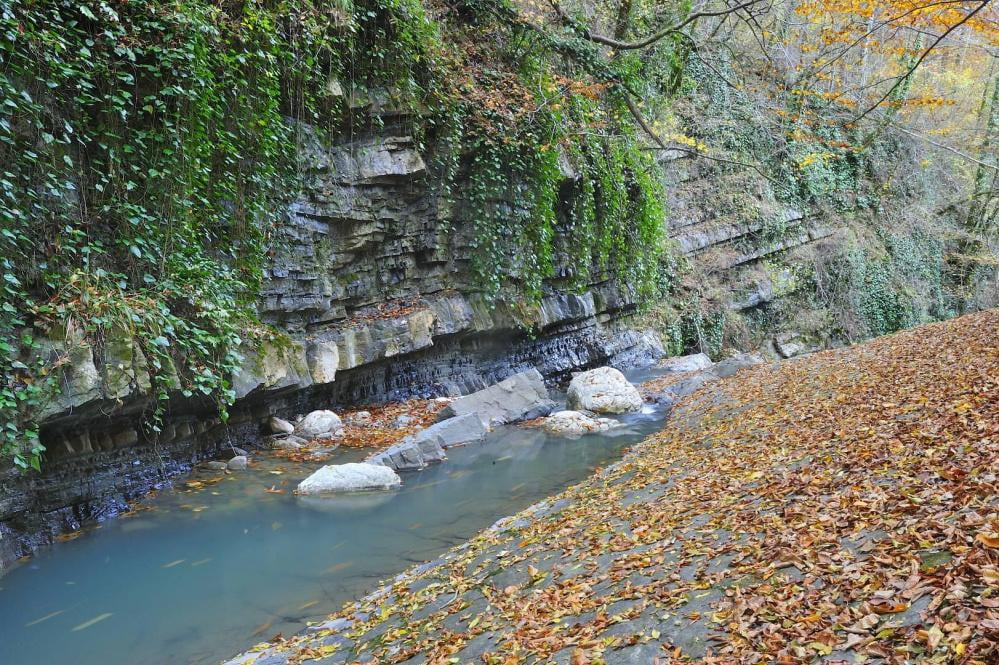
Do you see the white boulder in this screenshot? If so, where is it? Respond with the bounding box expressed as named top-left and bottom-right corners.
top-left (542, 411), bottom-right (618, 437)
top-left (566, 367), bottom-right (643, 414)
top-left (297, 410), bottom-right (343, 438)
top-left (268, 416), bottom-right (295, 435)
top-left (227, 455), bottom-right (248, 471)
top-left (296, 463), bottom-right (401, 495)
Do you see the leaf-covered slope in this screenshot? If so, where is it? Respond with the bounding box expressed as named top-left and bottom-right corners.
top-left (230, 309), bottom-right (998, 664)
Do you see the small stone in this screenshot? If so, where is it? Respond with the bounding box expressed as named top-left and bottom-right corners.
top-left (346, 411), bottom-right (372, 425)
top-left (204, 461), bottom-right (228, 471)
top-left (394, 415), bottom-right (414, 429)
top-left (268, 416), bottom-right (295, 435)
top-left (227, 455), bottom-right (248, 471)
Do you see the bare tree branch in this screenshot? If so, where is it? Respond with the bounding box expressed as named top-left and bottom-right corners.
top-left (549, 0), bottom-right (767, 51)
top-left (891, 123), bottom-right (999, 171)
top-left (622, 93), bottom-right (780, 184)
top-left (854, 0), bottom-right (992, 122)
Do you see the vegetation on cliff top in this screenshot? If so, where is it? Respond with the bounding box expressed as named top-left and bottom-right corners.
top-left (0, 0), bottom-right (667, 468)
top-left (2, 0), bottom-right (998, 469)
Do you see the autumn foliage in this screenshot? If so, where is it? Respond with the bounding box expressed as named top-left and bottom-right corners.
top-left (246, 309), bottom-right (998, 663)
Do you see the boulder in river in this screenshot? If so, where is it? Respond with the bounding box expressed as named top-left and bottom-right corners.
top-left (296, 410), bottom-right (343, 438)
top-left (268, 416), bottom-right (295, 435)
top-left (566, 367), bottom-right (643, 414)
top-left (437, 368), bottom-right (556, 427)
top-left (296, 463), bottom-right (401, 495)
top-left (542, 410), bottom-right (618, 437)
top-left (227, 455), bottom-right (248, 471)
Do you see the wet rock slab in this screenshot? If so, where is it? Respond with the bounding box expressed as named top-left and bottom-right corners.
top-left (436, 368), bottom-right (556, 426)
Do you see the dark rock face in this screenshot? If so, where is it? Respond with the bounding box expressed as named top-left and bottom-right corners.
top-left (0, 120), bottom-right (663, 571)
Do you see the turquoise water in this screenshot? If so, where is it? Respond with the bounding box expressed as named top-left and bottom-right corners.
top-left (0, 386), bottom-right (666, 665)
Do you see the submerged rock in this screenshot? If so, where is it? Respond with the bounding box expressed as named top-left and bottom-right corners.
top-left (542, 410), bottom-right (617, 437)
top-left (204, 461), bottom-right (228, 471)
top-left (437, 369), bottom-right (556, 427)
top-left (297, 410), bottom-right (343, 438)
top-left (268, 416), bottom-right (295, 435)
top-left (566, 367), bottom-right (643, 414)
top-left (296, 463), bottom-right (401, 495)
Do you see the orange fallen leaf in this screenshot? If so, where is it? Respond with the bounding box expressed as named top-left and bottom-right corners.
top-left (975, 532), bottom-right (999, 548)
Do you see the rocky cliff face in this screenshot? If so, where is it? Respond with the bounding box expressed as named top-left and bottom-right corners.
top-left (0, 116), bottom-right (663, 570)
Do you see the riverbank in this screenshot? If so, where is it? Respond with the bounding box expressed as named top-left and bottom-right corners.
top-left (0, 362), bottom-right (674, 665)
top-left (226, 309), bottom-right (998, 664)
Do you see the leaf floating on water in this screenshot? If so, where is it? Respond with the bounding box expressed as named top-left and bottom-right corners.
top-left (71, 613), bottom-right (112, 632)
top-left (251, 619), bottom-right (274, 637)
top-left (325, 561), bottom-right (354, 574)
top-left (191, 558), bottom-right (212, 567)
top-left (162, 559), bottom-right (185, 569)
top-left (25, 609), bottom-right (66, 627)
top-left (264, 486), bottom-right (284, 494)
top-left (54, 530), bottom-right (83, 542)
top-left (297, 600), bottom-right (320, 611)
